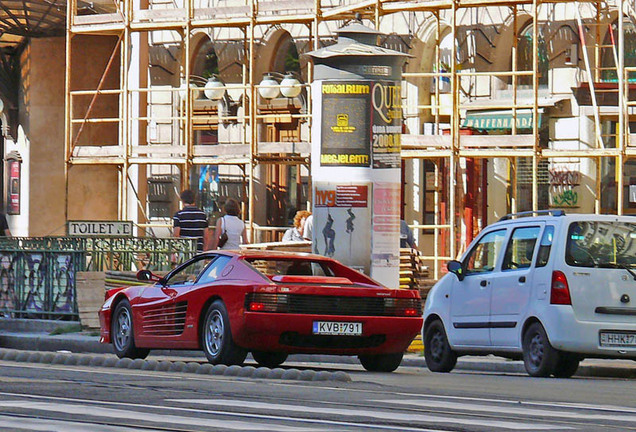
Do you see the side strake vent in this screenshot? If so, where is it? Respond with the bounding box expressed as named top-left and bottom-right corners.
top-left (141, 301), bottom-right (188, 335)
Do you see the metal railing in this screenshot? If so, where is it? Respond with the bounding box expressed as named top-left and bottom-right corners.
top-left (0, 237), bottom-right (197, 319)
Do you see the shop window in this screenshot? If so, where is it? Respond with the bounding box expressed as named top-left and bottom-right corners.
top-left (601, 157), bottom-right (636, 214)
top-left (422, 160), bottom-right (442, 231)
top-left (515, 158), bottom-right (549, 212)
top-left (190, 166), bottom-right (246, 222)
top-left (148, 175), bottom-right (178, 218)
top-left (517, 25), bottom-right (549, 87)
top-left (601, 20), bottom-right (636, 82)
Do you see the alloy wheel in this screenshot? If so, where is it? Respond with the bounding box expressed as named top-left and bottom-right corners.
top-left (114, 308), bottom-right (131, 351)
top-left (205, 310), bottom-right (224, 356)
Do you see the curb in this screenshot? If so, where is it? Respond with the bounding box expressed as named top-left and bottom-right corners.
top-left (0, 348), bottom-right (352, 383)
top-left (2, 332), bottom-right (635, 379)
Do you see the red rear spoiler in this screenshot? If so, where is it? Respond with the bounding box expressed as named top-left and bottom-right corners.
top-left (271, 275), bottom-right (353, 284)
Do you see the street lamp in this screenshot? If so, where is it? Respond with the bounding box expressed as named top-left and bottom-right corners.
top-left (280, 73), bottom-right (303, 98)
top-left (258, 72), bottom-right (307, 115)
top-left (203, 75), bottom-right (226, 101)
top-left (258, 73), bottom-right (281, 100)
top-left (178, 77), bottom-right (203, 100)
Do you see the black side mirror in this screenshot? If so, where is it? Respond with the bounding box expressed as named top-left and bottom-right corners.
top-left (137, 269), bottom-right (161, 282)
top-left (447, 260), bottom-right (465, 281)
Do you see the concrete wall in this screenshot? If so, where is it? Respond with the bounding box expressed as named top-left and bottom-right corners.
top-left (17, 36), bottom-right (119, 237)
top-left (22, 38), bottom-right (66, 236)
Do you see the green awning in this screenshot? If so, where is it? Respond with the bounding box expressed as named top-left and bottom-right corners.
top-left (461, 109), bottom-right (542, 130)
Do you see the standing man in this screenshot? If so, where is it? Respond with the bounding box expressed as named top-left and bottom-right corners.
top-left (173, 189), bottom-right (209, 252)
top-left (0, 212), bottom-right (11, 236)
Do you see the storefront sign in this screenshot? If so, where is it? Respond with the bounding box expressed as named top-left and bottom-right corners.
top-left (68, 221), bottom-right (133, 237)
top-left (462, 110), bottom-right (541, 130)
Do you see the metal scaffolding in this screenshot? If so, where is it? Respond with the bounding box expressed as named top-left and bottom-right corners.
top-left (63, 0), bottom-right (636, 278)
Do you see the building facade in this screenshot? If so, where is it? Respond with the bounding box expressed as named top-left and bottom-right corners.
top-left (1, 1), bottom-right (635, 279)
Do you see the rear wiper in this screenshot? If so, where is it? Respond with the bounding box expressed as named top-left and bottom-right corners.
top-left (598, 262), bottom-right (636, 281)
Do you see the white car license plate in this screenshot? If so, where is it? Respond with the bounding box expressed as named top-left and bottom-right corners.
top-left (600, 331), bottom-right (636, 347)
top-left (313, 321), bottom-right (362, 336)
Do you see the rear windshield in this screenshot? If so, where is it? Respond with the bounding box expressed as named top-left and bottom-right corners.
top-left (244, 258), bottom-right (336, 278)
top-left (566, 221), bottom-right (636, 268)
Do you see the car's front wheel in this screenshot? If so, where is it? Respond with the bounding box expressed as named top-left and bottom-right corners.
top-left (201, 300), bottom-right (247, 366)
top-left (424, 320), bottom-right (457, 372)
top-left (112, 300), bottom-right (149, 359)
top-left (358, 353), bottom-right (403, 372)
top-left (252, 351), bottom-right (288, 368)
top-left (522, 322), bottom-right (559, 377)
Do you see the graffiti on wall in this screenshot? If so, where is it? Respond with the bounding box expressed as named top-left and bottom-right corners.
top-left (549, 163), bottom-right (581, 208)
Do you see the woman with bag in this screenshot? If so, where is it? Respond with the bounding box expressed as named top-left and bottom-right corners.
top-left (210, 198), bottom-right (248, 250)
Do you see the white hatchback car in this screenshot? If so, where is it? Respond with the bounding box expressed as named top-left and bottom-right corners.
top-left (423, 211), bottom-right (636, 377)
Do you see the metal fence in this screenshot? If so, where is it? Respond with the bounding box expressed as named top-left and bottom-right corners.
top-left (0, 237), bottom-right (197, 319)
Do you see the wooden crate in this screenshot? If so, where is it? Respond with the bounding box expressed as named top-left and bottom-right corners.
top-left (75, 271), bottom-right (107, 330)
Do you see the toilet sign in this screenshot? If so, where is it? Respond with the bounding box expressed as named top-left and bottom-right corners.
top-left (68, 221), bottom-right (133, 237)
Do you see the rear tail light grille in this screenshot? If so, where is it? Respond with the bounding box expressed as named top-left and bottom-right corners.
top-left (245, 293), bottom-right (422, 317)
top-left (550, 271), bottom-right (572, 305)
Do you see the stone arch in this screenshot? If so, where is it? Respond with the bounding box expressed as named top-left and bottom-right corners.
top-left (256, 27), bottom-right (305, 82)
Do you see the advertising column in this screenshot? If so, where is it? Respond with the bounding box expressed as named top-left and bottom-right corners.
top-left (306, 22), bottom-right (408, 288)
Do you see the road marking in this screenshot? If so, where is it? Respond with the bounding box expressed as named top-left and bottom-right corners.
top-left (0, 414), bottom-right (155, 432)
top-left (374, 398), bottom-right (636, 423)
top-left (0, 400), bottom-right (320, 431)
top-left (0, 393), bottom-right (443, 432)
top-left (168, 398), bottom-right (572, 430)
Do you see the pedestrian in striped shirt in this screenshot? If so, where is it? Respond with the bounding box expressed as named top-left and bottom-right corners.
top-left (173, 189), bottom-right (210, 252)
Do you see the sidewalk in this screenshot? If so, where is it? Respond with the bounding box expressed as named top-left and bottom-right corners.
top-left (1, 319), bottom-right (635, 378)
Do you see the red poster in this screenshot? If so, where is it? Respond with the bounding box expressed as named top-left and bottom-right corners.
top-left (7, 160), bottom-right (20, 215)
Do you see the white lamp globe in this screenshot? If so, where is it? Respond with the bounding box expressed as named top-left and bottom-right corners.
top-left (258, 74), bottom-right (280, 99)
top-left (204, 76), bottom-right (225, 101)
top-left (178, 80), bottom-right (200, 100)
top-left (0, 98), bottom-right (4, 114)
top-left (280, 74), bottom-right (302, 98)
top-left (178, 80), bottom-right (187, 100)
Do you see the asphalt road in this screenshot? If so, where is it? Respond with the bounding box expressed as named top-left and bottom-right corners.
top-left (1, 356), bottom-right (635, 432)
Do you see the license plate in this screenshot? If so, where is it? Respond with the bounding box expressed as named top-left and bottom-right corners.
top-left (313, 321), bottom-right (362, 336)
top-left (599, 331), bottom-right (636, 347)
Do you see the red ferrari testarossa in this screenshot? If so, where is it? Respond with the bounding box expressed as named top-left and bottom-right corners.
top-left (99, 250), bottom-right (423, 372)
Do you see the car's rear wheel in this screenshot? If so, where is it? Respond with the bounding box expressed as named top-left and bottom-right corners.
top-left (252, 351), bottom-right (288, 368)
top-left (522, 322), bottom-right (559, 377)
top-left (201, 300), bottom-right (247, 366)
top-left (424, 320), bottom-right (457, 372)
top-left (553, 352), bottom-right (580, 378)
top-left (112, 300), bottom-right (149, 359)
top-left (358, 353), bottom-right (403, 372)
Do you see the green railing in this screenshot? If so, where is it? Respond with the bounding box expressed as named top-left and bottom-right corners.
top-left (0, 237), bottom-right (197, 319)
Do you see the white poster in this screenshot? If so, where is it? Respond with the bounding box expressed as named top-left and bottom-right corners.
top-left (313, 182), bottom-right (372, 275)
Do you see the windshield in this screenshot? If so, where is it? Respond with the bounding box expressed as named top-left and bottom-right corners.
top-left (566, 221), bottom-right (636, 268)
